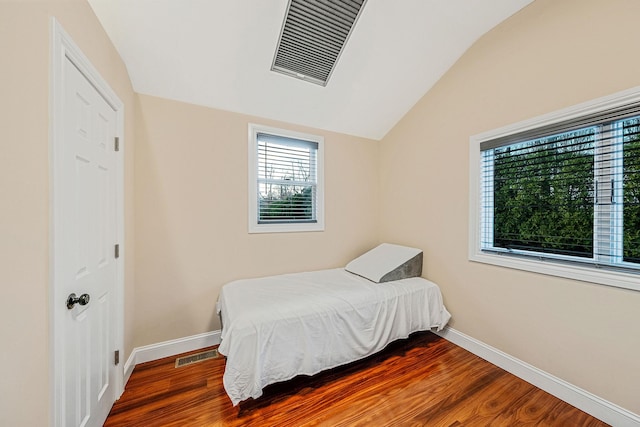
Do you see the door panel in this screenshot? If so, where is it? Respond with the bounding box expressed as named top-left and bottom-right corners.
top-left (60, 57), bottom-right (117, 427)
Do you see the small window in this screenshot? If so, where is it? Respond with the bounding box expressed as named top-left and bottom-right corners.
top-left (470, 88), bottom-right (640, 291)
top-left (248, 124), bottom-right (324, 233)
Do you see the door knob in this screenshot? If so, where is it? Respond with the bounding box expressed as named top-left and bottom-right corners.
top-left (66, 293), bottom-right (90, 310)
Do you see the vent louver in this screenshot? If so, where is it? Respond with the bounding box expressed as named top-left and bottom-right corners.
top-left (271, 0), bottom-right (367, 86)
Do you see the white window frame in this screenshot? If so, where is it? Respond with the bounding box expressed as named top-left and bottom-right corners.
top-left (469, 86), bottom-right (640, 292)
top-left (248, 123), bottom-right (325, 233)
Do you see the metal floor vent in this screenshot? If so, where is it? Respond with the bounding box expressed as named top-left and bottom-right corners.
top-left (175, 349), bottom-right (220, 368)
top-left (271, 0), bottom-right (367, 86)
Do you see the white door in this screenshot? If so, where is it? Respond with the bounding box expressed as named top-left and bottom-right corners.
top-left (54, 55), bottom-right (119, 427)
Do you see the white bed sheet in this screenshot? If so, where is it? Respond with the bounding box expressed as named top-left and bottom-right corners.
top-left (216, 268), bottom-right (451, 406)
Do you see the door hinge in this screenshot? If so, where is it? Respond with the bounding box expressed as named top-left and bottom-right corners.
top-left (114, 136), bottom-right (120, 152)
top-left (114, 350), bottom-right (120, 366)
top-left (115, 244), bottom-right (120, 259)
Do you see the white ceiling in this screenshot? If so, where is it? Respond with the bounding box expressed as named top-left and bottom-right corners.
top-left (88, 0), bottom-right (533, 140)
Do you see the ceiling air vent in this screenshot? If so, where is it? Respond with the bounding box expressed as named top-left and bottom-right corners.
top-left (271, 0), bottom-right (367, 86)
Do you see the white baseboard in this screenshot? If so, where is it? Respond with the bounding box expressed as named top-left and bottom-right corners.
top-left (123, 330), bottom-right (221, 387)
top-left (435, 327), bottom-right (640, 427)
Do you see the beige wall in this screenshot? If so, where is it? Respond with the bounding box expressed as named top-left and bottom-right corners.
top-left (0, 1), bottom-right (136, 425)
top-left (379, 0), bottom-right (640, 414)
top-left (134, 94), bottom-right (379, 346)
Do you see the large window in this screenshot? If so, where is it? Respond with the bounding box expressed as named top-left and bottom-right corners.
top-left (248, 124), bottom-right (324, 233)
top-left (470, 89), bottom-right (640, 291)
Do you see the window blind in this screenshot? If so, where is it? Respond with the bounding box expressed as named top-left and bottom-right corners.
top-left (480, 101), bottom-right (640, 151)
top-left (480, 111), bottom-right (640, 271)
top-left (256, 132), bottom-right (318, 224)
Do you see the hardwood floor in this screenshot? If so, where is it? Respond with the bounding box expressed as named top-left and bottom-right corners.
top-left (105, 332), bottom-right (608, 426)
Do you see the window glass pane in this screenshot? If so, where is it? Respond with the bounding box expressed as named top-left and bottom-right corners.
top-left (258, 140), bottom-right (315, 183)
top-left (258, 184), bottom-right (315, 221)
top-left (623, 118), bottom-right (640, 264)
top-left (492, 129), bottom-right (595, 257)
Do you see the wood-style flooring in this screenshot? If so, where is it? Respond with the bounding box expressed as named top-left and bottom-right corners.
top-left (105, 332), bottom-right (608, 426)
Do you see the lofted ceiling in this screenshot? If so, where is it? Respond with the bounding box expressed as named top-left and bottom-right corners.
top-left (88, 0), bottom-right (533, 140)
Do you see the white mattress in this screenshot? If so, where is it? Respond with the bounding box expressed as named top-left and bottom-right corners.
top-left (216, 268), bottom-right (451, 406)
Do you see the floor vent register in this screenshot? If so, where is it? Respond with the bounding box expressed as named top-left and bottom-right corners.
top-left (175, 349), bottom-right (220, 368)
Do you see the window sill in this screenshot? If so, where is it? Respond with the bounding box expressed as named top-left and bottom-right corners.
top-left (248, 222), bottom-right (325, 234)
top-left (469, 250), bottom-right (640, 292)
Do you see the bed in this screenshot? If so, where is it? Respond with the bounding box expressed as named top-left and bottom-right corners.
top-left (215, 244), bottom-right (451, 406)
